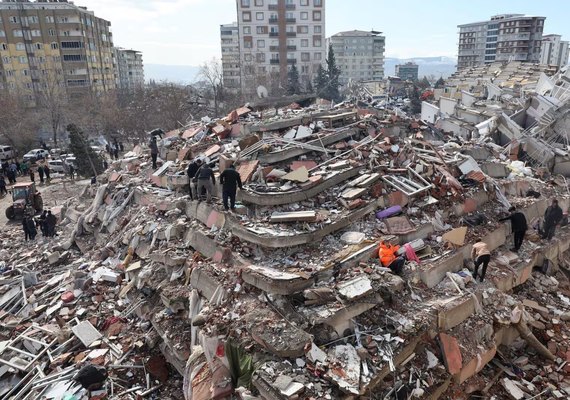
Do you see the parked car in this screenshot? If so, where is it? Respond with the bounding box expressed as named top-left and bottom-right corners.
top-left (0, 145), bottom-right (15, 161)
top-left (47, 159), bottom-right (66, 173)
top-left (23, 149), bottom-right (49, 162)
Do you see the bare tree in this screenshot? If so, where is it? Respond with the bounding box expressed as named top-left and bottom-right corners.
top-left (198, 58), bottom-right (223, 116)
top-left (0, 93), bottom-right (40, 153)
top-left (37, 73), bottom-right (69, 147)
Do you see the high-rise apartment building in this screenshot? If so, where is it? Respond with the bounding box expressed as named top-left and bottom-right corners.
top-left (0, 0), bottom-right (115, 100)
top-left (395, 62), bottom-right (418, 81)
top-left (114, 47), bottom-right (144, 90)
top-left (457, 14), bottom-right (545, 69)
top-left (232, 0), bottom-right (326, 96)
top-left (220, 22), bottom-right (241, 92)
top-left (540, 34), bottom-right (569, 68)
top-left (328, 30), bottom-right (385, 86)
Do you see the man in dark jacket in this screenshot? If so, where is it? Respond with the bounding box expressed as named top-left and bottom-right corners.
top-left (187, 159), bottom-right (202, 200)
top-left (219, 164), bottom-right (243, 211)
top-left (195, 163), bottom-right (215, 202)
top-left (38, 165), bottom-right (45, 184)
top-left (0, 175), bottom-right (6, 196)
top-left (149, 137), bottom-right (159, 169)
top-left (500, 206), bottom-right (528, 252)
top-left (543, 198), bottom-right (563, 240)
top-left (46, 210), bottom-right (57, 237)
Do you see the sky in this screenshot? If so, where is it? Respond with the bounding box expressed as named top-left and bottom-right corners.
top-left (83, 0), bottom-right (570, 66)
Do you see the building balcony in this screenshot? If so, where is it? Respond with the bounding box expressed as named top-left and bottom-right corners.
top-left (287, 45), bottom-right (296, 51)
top-left (286, 32), bottom-right (296, 37)
top-left (285, 4), bottom-right (295, 9)
top-left (270, 58), bottom-right (280, 64)
top-left (269, 45), bottom-right (279, 51)
top-left (286, 18), bottom-right (296, 23)
top-left (269, 17), bottom-right (278, 23)
top-left (287, 58), bottom-right (296, 64)
top-left (269, 32), bottom-right (279, 37)
top-left (268, 4), bottom-right (278, 10)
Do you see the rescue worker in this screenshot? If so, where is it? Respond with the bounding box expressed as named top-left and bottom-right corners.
top-left (46, 210), bottom-right (57, 237)
top-left (542, 198), bottom-right (563, 240)
top-left (149, 136), bottom-right (159, 169)
top-left (44, 164), bottom-right (51, 183)
top-left (38, 165), bottom-right (45, 184)
top-left (195, 162), bottom-right (215, 203)
top-left (471, 238), bottom-right (491, 282)
top-left (219, 164), bottom-right (243, 211)
top-left (187, 159), bottom-right (202, 200)
top-left (499, 206), bottom-right (528, 252)
top-left (378, 240), bottom-right (406, 275)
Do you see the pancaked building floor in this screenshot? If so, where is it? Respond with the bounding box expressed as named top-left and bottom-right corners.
top-left (1, 101), bottom-right (570, 400)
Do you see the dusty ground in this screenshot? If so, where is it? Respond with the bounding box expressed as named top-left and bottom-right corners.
top-left (0, 174), bottom-right (90, 226)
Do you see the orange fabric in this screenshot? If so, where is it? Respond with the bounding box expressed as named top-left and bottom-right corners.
top-left (379, 242), bottom-right (400, 267)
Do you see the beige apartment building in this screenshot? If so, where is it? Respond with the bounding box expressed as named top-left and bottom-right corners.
top-left (233, 0), bottom-right (326, 96)
top-left (0, 0), bottom-right (115, 101)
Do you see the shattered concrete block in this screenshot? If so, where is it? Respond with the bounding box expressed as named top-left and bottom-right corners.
top-left (48, 251), bottom-right (61, 265)
top-left (337, 276), bottom-right (373, 300)
top-left (242, 265), bottom-right (313, 295)
top-left (326, 344), bottom-right (361, 395)
top-left (439, 333), bottom-right (462, 375)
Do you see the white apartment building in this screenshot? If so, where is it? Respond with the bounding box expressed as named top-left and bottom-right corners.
top-left (234, 0), bottom-right (326, 95)
top-left (220, 23), bottom-right (241, 92)
top-left (540, 34), bottom-right (570, 68)
top-left (457, 14), bottom-right (545, 69)
top-left (328, 30), bottom-right (385, 86)
top-left (114, 48), bottom-right (144, 90)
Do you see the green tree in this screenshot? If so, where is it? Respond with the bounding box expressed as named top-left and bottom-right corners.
top-left (67, 124), bottom-right (104, 177)
top-left (418, 76), bottom-right (431, 89)
top-left (305, 79), bottom-right (313, 94)
top-left (287, 64), bottom-right (301, 95)
top-left (410, 86), bottom-right (422, 115)
top-left (325, 44), bottom-right (341, 101)
top-left (314, 65), bottom-right (328, 96)
top-left (434, 77), bottom-right (445, 89)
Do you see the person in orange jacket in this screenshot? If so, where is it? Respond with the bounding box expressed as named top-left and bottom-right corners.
top-left (378, 240), bottom-right (406, 275)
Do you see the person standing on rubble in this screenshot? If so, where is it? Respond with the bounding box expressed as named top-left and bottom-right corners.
top-left (219, 164), bottom-right (243, 211)
top-left (26, 216), bottom-right (37, 240)
top-left (38, 165), bottom-right (45, 184)
top-left (22, 216), bottom-right (31, 241)
top-left (37, 210), bottom-right (48, 237)
top-left (29, 167), bottom-right (35, 183)
top-left (69, 164), bottom-right (75, 180)
top-left (149, 136), bottom-right (159, 169)
top-left (46, 210), bottom-right (57, 237)
top-left (378, 240), bottom-right (406, 275)
top-left (195, 162), bottom-right (215, 203)
top-left (44, 164), bottom-right (50, 183)
top-left (0, 175), bottom-right (6, 196)
top-left (542, 198), bottom-right (563, 240)
top-left (471, 238), bottom-right (491, 282)
top-left (499, 206), bottom-right (528, 252)
top-left (187, 159), bottom-right (202, 200)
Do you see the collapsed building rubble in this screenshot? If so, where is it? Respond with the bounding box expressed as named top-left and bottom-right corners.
top-left (1, 98), bottom-right (570, 400)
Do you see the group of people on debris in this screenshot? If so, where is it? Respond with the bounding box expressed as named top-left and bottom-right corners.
top-left (106, 139), bottom-right (124, 161)
top-left (186, 159), bottom-right (243, 211)
top-left (0, 159), bottom-right (35, 186)
top-left (22, 210), bottom-right (57, 241)
top-left (27, 163), bottom-right (52, 185)
top-left (377, 199), bottom-right (566, 283)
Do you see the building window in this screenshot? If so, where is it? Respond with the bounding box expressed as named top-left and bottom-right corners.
top-left (254, 0), bottom-right (263, 5)
top-left (256, 53), bottom-right (265, 62)
top-left (16, 42), bottom-right (25, 50)
top-left (256, 12), bottom-right (264, 20)
top-left (313, 11), bottom-right (321, 21)
top-left (28, 16), bottom-right (39, 23)
top-left (314, 52), bottom-right (322, 60)
top-left (257, 39), bottom-right (265, 48)
top-left (244, 54), bottom-right (252, 62)
top-left (9, 16), bottom-right (19, 24)
top-left (301, 0), bottom-right (308, 5)
top-left (242, 12), bottom-right (251, 21)
top-left (19, 56), bottom-right (27, 64)
top-left (0, 31), bottom-right (4, 38)
top-left (301, 52), bottom-right (310, 61)
top-left (243, 26), bottom-right (251, 34)
top-left (256, 26), bottom-right (266, 34)
top-left (13, 30), bottom-right (23, 37)
top-left (244, 40), bottom-right (252, 49)
top-left (46, 16), bottom-right (55, 23)
top-left (22, 69), bottom-right (29, 76)
top-left (301, 39), bottom-right (308, 47)
top-left (35, 43), bottom-right (43, 50)
top-left (301, 65), bottom-right (309, 73)
top-left (63, 54), bottom-right (83, 62)
top-left (314, 0), bottom-right (322, 5)
top-left (51, 42), bottom-right (59, 50)
top-left (300, 12), bottom-right (308, 20)
top-left (314, 25), bottom-right (322, 33)
top-left (313, 38), bottom-right (322, 47)
top-left (241, 0), bottom-right (250, 6)
top-left (31, 30), bottom-right (41, 37)
top-left (298, 26), bottom-right (308, 34)
top-left (0, 43), bottom-right (7, 51)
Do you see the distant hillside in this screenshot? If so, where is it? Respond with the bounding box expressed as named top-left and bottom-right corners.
top-left (145, 64), bottom-right (200, 84)
top-left (385, 56), bottom-right (457, 78)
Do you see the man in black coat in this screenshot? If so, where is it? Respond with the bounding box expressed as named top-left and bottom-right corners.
top-left (542, 198), bottom-right (563, 240)
top-left (46, 210), bottom-right (57, 237)
top-left (219, 164), bottom-right (243, 211)
top-left (500, 206), bottom-right (527, 252)
top-left (187, 159), bottom-right (202, 200)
